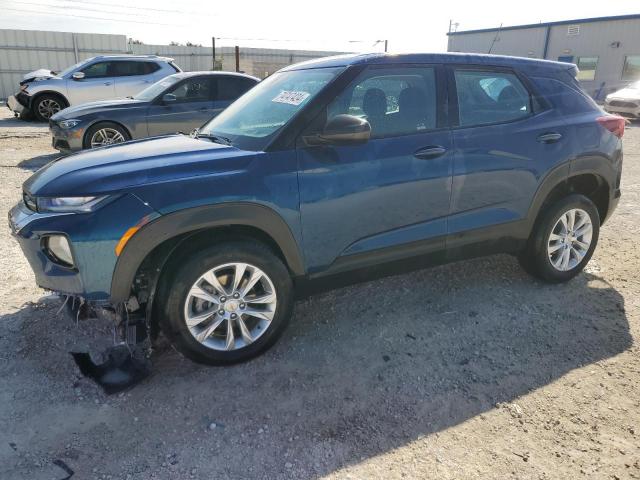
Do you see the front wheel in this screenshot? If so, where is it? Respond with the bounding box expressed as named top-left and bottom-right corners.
top-left (519, 194), bottom-right (600, 283)
top-left (85, 122), bottom-right (130, 149)
top-left (158, 240), bottom-right (294, 365)
top-left (33, 94), bottom-right (65, 121)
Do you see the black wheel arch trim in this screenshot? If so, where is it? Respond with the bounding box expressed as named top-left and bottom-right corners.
top-left (109, 202), bottom-right (305, 303)
top-left (30, 90), bottom-right (70, 109)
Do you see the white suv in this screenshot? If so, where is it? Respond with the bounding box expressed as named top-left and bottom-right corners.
top-left (7, 54), bottom-right (181, 121)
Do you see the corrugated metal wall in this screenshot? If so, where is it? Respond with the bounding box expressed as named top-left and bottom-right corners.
top-left (0, 29), bottom-right (127, 100)
top-left (0, 28), bottom-right (344, 100)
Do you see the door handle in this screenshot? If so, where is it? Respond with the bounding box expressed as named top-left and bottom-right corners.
top-left (537, 132), bottom-right (562, 143)
top-left (414, 146), bottom-right (447, 160)
top-left (104, 82), bottom-right (112, 86)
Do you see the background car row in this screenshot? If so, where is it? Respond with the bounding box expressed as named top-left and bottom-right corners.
top-left (6, 54), bottom-right (259, 150)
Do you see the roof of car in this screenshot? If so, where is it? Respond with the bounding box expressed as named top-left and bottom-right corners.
top-left (167, 71), bottom-right (260, 81)
top-left (90, 54), bottom-right (175, 62)
top-left (282, 52), bottom-right (575, 72)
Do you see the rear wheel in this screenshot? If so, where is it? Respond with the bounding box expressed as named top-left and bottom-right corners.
top-left (519, 194), bottom-right (600, 283)
top-left (158, 240), bottom-right (294, 365)
top-left (85, 122), bottom-right (130, 149)
top-left (33, 94), bottom-right (66, 121)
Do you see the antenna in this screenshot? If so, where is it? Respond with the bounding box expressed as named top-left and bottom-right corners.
top-left (488, 23), bottom-right (503, 54)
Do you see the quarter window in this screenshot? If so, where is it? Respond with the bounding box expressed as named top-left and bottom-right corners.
top-left (454, 70), bottom-right (531, 127)
top-left (622, 55), bottom-right (640, 82)
top-left (576, 56), bottom-right (598, 81)
top-left (327, 66), bottom-right (437, 138)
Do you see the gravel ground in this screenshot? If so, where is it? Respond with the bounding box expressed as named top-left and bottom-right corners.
top-left (0, 108), bottom-right (639, 480)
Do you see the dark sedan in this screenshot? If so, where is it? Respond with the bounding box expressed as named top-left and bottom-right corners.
top-left (49, 71), bottom-right (259, 151)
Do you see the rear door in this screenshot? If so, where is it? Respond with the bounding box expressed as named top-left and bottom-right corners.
top-left (146, 76), bottom-right (215, 136)
top-left (446, 66), bottom-right (573, 254)
top-left (113, 61), bottom-right (160, 98)
top-left (67, 61), bottom-right (116, 104)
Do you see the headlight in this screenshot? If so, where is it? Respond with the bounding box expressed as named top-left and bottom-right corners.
top-left (36, 196), bottom-right (107, 213)
top-left (58, 119), bottom-right (81, 129)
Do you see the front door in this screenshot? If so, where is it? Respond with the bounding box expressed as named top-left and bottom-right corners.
top-left (146, 76), bottom-right (215, 136)
top-left (297, 65), bottom-right (453, 274)
top-left (66, 60), bottom-right (116, 105)
top-left (446, 66), bottom-right (573, 253)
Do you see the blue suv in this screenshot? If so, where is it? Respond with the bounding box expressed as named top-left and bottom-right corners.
top-left (9, 53), bottom-right (624, 365)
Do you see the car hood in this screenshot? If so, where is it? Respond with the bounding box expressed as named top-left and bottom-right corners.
top-left (24, 135), bottom-right (256, 197)
top-left (21, 69), bottom-right (60, 83)
top-left (608, 87), bottom-right (640, 101)
top-left (51, 98), bottom-right (148, 119)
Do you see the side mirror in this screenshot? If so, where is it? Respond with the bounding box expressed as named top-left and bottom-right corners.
top-left (308, 114), bottom-right (371, 146)
top-left (162, 93), bottom-right (177, 104)
top-left (72, 71), bottom-right (85, 80)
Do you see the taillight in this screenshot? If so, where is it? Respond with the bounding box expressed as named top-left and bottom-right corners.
top-left (597, 115), bottom-right (626, 138)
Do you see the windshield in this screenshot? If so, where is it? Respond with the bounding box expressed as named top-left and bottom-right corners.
top-left (134, 75), bottom-right (182, 101)
top-left (199, 67), bottom-right (343, 150)
top-left (58, 59), bottom-right (90, 78)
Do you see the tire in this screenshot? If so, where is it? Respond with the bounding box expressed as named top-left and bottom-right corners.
top-left (158, 240), bottom-right (294, 365)
top-left (33, 94), bottom-right (66, 122)
top-left (84, 122), bottom-right (131, 149)
top-left (519, 194), bottom-right (600, 283)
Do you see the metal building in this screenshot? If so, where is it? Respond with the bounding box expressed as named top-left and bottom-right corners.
top-left (447, 14), bottom-right (640, 99)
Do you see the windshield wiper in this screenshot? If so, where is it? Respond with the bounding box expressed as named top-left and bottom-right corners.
top-left (194, 132), bottom-right (232, 146)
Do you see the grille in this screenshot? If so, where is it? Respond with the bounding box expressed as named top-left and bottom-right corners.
top-left (609, 100), bottom-right (638, 108)
top-left (23, 191), bottom-right (37, 211)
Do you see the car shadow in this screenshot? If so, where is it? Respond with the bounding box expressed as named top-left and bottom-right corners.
top-left (17, 153), bottom-right (63, 171)
top-left (1, 255), bottom-right (631, 479)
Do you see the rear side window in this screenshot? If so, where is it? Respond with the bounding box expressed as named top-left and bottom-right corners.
top-left (531, 76), bottom-right (600, 115)
top-left (454, 70), bottom-right (531, 127)
top-left (112, 61), bottom-right (160, 76)
top-left (215, 77), bottom-right (256, 101)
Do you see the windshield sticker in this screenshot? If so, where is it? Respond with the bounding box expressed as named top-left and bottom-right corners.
top-left (272, 90), bottom-right (310, 106)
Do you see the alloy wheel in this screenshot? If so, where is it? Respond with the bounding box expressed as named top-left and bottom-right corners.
top-left (183, 262), bottom-right (277, 351)
top-left (547, 208), bottom-right (593, 271)
top-left (37, 99), bottom-right (61, 119)
top-left (90, 128), bottom-right (126, 148)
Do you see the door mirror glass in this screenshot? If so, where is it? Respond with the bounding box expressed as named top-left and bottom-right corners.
top-left (72, 71), bottom-right (85, 80)
top-left (313, 114), bottom-right (371, 146)
top-left (162, 93), bottom-right (177, 104)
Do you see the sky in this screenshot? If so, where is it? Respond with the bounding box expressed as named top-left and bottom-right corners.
top-left (0, 0), bottom-right (638, 53)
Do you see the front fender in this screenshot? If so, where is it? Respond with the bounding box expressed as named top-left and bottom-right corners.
top-left (109, 202), bottom-right (305, 303)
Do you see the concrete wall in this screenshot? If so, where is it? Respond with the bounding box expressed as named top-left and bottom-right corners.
top-left (0, 28), bottom-right (345, 100)
top-left (0, 29), bottom-right (126, 101)
top-left (448, 17), bottom-right (640, 98)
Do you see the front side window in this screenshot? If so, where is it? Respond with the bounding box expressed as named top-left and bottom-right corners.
top-left (167, 77), bottom-right (212, 102)
top-left (622, 56), bottom-right (640, 82)
top-left (81, 61), bottom-right (112, 79)
top-left (454, 70), bottom-right (531, 127)
top-left (327, 66), bottom-right (437, 138)
top-left (576, 56), bottom-right (598, 81)
top-left (200, 67), bottom-right (343, 150)
top-left (134, 75), bottom-right (181, 101)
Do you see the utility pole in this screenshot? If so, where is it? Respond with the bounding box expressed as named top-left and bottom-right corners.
top-left (384, 40), bottom-right (388, 52)
top-left (212, 36), bottom-right (216, 70)
top-left (235, 45), bottom-right (240, 72)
